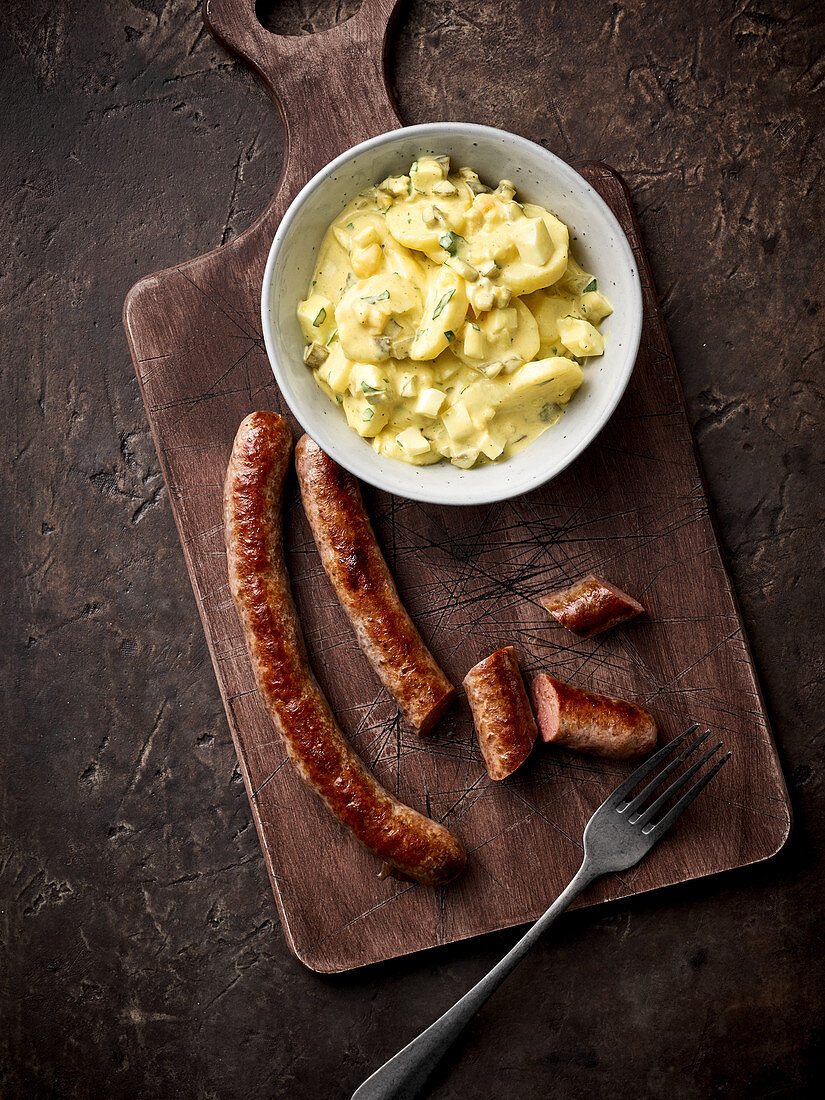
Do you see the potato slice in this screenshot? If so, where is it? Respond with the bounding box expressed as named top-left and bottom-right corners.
top-left (502, 357), bottom-right (584, 407)
top-left (343, 391), bottom-right (390, 437)
top-left (336, 273), bottom-right (422, 363)
top-left (411, 268), bottom-right (469, 361)
top-left (523, 292), bottom-right (578, 350)
top-left (462, 204), bottom-right (569, 297)
top-left (386, 188), bottom-right (472, 255)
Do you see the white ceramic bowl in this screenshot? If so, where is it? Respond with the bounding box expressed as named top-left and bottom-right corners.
top-left (261, 123), bottom-right (642, 505)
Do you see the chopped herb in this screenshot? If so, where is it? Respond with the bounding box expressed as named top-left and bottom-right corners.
top-left (438, 231), bottom-right (463, 256)
top-left (411, 161), bottom-right (419, 173)
top-left (469, 322), bottom-right (480, 330)
top-left (551, 347), bottom-right (558, 355)
top-left (325, 329), bottom-right (338, 346)
top-left (346, 222), bottom-right (354, 229)
top-left (538, 377), bottom-right (557, 385)
top-left (362, 381), bottom-right (384, 394)
top-left (313, 307), bottom-right (326, 327)
top-left (360, 289), bottom-right (390, 304)
top-left (444, 330), bottom-right (455, 342)
top-left (335, 394), bottom-right (343, 405)
top-left (432, 289), bottom-right (455, 318)
top-left (407, 178), bottom-right (412, 195)
top-left (311, 280), bottom-right (317, 287)
top-left (582, 278), bottom-right (598, 293)
top-left (362, 408), bottom-right (375, 421)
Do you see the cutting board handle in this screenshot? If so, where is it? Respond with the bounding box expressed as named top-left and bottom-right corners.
top-left (203, 0), bottom-right (403, 181)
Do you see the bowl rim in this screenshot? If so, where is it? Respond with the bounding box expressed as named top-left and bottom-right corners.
top-left (261, 122), bottom-right (643, 505)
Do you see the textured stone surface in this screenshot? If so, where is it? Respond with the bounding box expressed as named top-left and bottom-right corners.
top-left (1, 1), bottom-right (823, 1097)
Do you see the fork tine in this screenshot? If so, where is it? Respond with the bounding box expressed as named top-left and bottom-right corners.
top-left (633, 741), bottom-right (723, 827)
top-left (607, 723), bottom-right (700, 806)
top-left (620, 729), bottom-right (711, 814)
top-left (642, 752), bottom-right (732, 836)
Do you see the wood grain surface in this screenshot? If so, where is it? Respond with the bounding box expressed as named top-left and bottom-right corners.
top-left (123, 0), bottom-right (790, 973)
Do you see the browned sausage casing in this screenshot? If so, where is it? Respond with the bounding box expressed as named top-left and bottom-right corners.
top-left (463, 647), bottom-right (538, 781)
top-left (530, 674), bottom-right (657, 759)
top-left (295, 435), bottom-right (456, 736)
top-left (224, 412), bottom-right (466, 886)
top-left (540, 575), bottom-right (644, 638)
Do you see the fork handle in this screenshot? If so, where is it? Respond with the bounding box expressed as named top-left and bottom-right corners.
top-left (351, 862), bottom-right (600, 1100)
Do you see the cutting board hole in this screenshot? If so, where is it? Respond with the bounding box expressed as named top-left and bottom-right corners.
top-left (256, 0), bottom-right (364, 36)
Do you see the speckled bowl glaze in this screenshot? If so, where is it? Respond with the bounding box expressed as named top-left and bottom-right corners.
top-left (261, 123), bottom-right (642, 505)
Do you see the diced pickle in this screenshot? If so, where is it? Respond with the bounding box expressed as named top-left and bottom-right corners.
top-left (303, 342), bottom-right (329, 369)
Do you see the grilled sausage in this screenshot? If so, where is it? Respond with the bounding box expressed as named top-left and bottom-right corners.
top-left (463, 647), bottom-right (538, 780)
top-left (294, 435), bottom-right (456, 735)
top-left (224, 412), bottom-right (466, 886)
top-left (540, 575), bottom-right (644, 638)
top-left (530, 674), bottom-right (657, 759)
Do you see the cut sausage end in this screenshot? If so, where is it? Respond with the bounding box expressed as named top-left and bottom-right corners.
top-left (530, 674), bottom-right (657, 759)
top-left (417, 685), bottom-right (459, 737)
top-left (463, 647), bottom-right (538, 781)
top-left (539, 574), bottom-right (644, 638)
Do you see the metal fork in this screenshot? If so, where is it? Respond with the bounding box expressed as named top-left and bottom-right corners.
top-left (352, 724), bottom-right (730, 1100)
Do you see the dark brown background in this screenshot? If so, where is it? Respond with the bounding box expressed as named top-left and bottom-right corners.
top-left (2, 0), bottom-right (823, 1096)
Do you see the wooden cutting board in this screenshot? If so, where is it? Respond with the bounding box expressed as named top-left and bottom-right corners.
top-left (123, 0), bottom-right (790, 973)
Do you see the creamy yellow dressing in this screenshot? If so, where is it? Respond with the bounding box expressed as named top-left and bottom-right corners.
top-left (298, 156), bottom-right (613, 468)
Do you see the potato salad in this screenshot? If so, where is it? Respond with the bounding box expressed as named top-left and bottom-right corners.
top-left (298, 156), bottom-right (613, 468)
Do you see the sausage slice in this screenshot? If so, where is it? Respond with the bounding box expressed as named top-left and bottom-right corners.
top-left (224, 412), bottom-right (466, 886)
top-left (463, 647), bottom-right (538, 780)
top-left (530, 674), bottom-right (657, 759)
top-left (295, 435), bottom-right (456, 735)
top-left (540, 575), bottom-right (644, 638)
